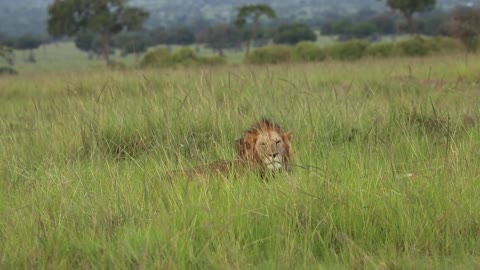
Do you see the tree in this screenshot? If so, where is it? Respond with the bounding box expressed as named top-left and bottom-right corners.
top-left (272, 23), bottom-right (317, 45)
top-left (0, 45), bottom-right (17, 75)
top-left (47, 0), bottom-right (149, 65)
top-left (321, 18), bottom-right (378, 39)
top-left (149, 27), bottom-right (170, 45)
top-left (74, 32), bottom-right (118, 59)
top-left (414, 10), bottom-right (449, 36)
top-left (0, 33), bottom-right (15, 48)
top-left (15, 35), bottom-right (43, 62)
top-left (74, 32), bottom-right (97, 58)
top-left (0, 33), bottom-right (15, 66)
top-left (235, 4), bottom-right (276, 57)
top-left (386, 0), bottom-right (436, 33)
top-left (113, 32), bottom-right (150, 58)
top-left (0, 46), bottom-right (14, 65)
top-left (447, 7), bottom-right (480, 53)
top-left (166, 27), bottom-right (195, 46)
top-left (370, 11), bottom-right (397, 35)
top-left (197, 25), bottom-right (242, 56)
top-left (350, 22), bottom-right (377, 39)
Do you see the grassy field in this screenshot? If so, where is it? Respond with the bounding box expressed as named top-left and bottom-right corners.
top-left (1, 52), bottom-right (480, 269)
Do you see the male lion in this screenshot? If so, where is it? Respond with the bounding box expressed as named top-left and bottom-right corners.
top-left (166, 118), bottom-right (293, 179)
top-left (234, 118), bottom-right (293, 173)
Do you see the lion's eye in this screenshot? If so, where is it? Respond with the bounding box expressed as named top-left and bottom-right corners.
top-left (275, 140), bottom-right (281, 145)
top-left (260, 142), bottom-right (266, 146)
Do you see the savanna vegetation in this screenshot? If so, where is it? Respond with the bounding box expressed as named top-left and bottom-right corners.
top-left (1, 49), bottom-right (480, 268)
top-left (2, 0), bottom-right (480, 268)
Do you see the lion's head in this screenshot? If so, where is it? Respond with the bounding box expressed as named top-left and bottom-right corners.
top-left (235, 119), bottom-right (293, 172)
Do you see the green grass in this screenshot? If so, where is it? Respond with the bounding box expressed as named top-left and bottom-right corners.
top-left (1, 54), bottom-right (480, 268)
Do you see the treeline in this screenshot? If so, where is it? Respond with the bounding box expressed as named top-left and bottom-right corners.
top-left (136, 36), bottom-right (469, 68)
top-left (319, 9), bottom-right (451, 40)
top-left (0, 22), bottom-right (317, 62)
top-left (0, 34), bottom-right (50, 63)
top-left (73, 27), bottom-right (196, 59)
top-left (1, 1), bottom-right (479, 73)
top-left (246, 36), bottom-right (465, 64)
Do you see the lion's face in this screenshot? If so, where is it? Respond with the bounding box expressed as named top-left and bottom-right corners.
top-left (255, 130), bottom-right (291, 170)
top-left (235, 119), bottom-right (293, 172)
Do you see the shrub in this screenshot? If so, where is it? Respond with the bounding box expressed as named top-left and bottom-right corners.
top-left (293, 42), bottom-right (326, 61)
top-left (168, 47), bottom-right (198, 66)
top-left (198, 55), bottom-right (227, 66)
top-left (367, 37), bottom-right (462, 58)
top-left (140, 47), bottom-right (227, 68)
top-left (425, 36), bottom-right (464, 53)
top-left (108, 60), bottom-right (128, 70)
top-left (326, 39), bottom-right (370, 60)
top-left (272, 23), bottom-right (317, 45)
top-left (395, 36), bottom-right (431, 56)
top-left (140, 47), bottom-right (171, 68)
top-left (366, 43), bottom-right (395, 57)
top-left (0, 66), bottom-right (18, 75)
top-left (447, 6), bottom-right (480, 52)
top-left (246, 45), bottom-right (293, 64)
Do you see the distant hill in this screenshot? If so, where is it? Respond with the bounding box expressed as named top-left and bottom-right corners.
top-left (0, 0), bottom-right (475, 37)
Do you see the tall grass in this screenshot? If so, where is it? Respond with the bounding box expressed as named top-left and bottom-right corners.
top-left (1, 55), bottom-right (480, 268)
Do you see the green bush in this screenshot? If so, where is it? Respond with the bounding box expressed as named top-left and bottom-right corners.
top-left (293, 42), bottom-right (326, 62)
top-left (140, 47), bottom-right (226, 68)
top-left (366, 43), bottom-right (395, 58)
top-left (272, 23), bottom-right (317, 45)
top-left (0, 66), bottom-right (18, 75)
top-left (367, 37), bottom-right (463, 58)
top-left (395, 36), bottom-right (431, 56)
top-left (169, 48), bottom-right (227, 66)
top-left (108, 60), bottom-right (128, 71)
top-left (198, 55), bottom-right (227, 66)
top-left (140, 47), bottom-right (171, 68)
top-left (169, 47), bottom-right (198, 66)
top-left (326, 39), bottom-right (370, 60)
top-left (246, 45), bottom-right (293, 64)
top-left (425, 36), bottom-right (464, 53)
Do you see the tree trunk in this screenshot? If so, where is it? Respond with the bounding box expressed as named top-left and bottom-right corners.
top-left (245, 19), bottom-right (259, 58)
top-left (218, 48), bottom-right (224, 57)
top-left (245, 39), bottom-right (251, 57)
top-left (100, 32), bottom-right (110, 66)
top-left (28, 50), bottom-right (36, 63)
top-left (405, 13), bottom-right (416, 34)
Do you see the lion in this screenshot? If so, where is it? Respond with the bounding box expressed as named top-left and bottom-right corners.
top-left (165, 118), bottom-right (293, 180)
top-left (234, 118), bottom-right (293, 174)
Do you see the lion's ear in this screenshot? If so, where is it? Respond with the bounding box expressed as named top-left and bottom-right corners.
top-left (283, 132), bottom-right (293, 142)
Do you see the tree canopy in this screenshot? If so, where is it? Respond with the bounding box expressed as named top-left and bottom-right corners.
top-left (74, 32), bottom-right (113, 58)
top-left (15, 35), bottom-right (43, 51)
top-left (166, 27), bottom-right (196, 46)
top-left (47, 0), bottom-right (148, 65)
top-left (197, 25), bottom-right (242, 56)
top-left (235, 4), bottom-right (276, 57)
top-left (273, 23), bottom-right (317, 45)
top-left (447, 7), bottom-right (480, 52)
top-left (0, 45), bottom-right (14, 65)
top-left (113, 32), bottom-right (150, 57)
top-left (386, 0), bottom-right (436, 33)
top-left (15, 34), bottom-right (43, 62)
